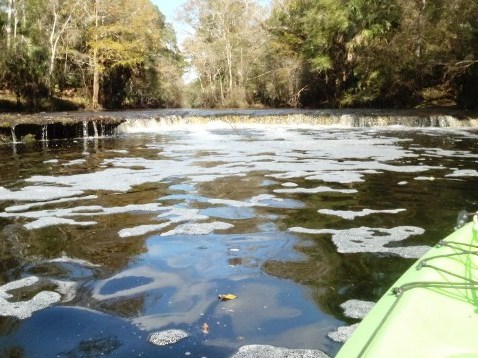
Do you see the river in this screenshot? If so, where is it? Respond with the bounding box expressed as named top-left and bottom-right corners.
top-left (0, 111), bottom-right (478, 357)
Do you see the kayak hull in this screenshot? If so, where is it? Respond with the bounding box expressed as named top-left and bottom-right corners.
top-left (336, 222), bottom-right (478, 358)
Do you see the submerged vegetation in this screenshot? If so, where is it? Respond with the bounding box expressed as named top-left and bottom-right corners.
top-left (0, 0), bottom-right (477, 111)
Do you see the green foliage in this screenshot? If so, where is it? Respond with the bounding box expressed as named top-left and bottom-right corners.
top-left (3, 45), bottom-right (49, 109)
top-left (0, 0), bottom-right (477, 110)
top-left (0, 0), bottom-right (183, 110)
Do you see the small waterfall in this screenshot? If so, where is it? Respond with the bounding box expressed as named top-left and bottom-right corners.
top-left (116, 111), bottom-right (478, 134)
top-left (11, 126), bottom-right (18, 143)
top-left (92, 121), bottom-right (99, 138)
top-left (82, 121), bottom-right (88, 138)
top-left (41, 125), bottom-right (48, 142)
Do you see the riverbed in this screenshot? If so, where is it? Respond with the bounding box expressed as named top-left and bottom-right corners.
top-left (0, 115), bottom-right (477, 357)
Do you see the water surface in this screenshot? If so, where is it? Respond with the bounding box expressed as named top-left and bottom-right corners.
top-left (0, 120), bottom-right (478, 357)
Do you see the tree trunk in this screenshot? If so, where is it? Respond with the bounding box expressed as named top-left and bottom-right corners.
top-left (6, 0), bottom-right (14, 48)
top-left (92, 0), bottom-right (100, 109)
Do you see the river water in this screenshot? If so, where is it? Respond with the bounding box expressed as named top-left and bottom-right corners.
top-left (0, 114), bottom-right (478, 357)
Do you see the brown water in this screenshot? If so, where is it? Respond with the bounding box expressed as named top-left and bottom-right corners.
top-left (0, 119), bottom-right (478, 357)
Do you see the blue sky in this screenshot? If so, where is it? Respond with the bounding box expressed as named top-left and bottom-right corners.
top-left (152, 0), bottom-right (186, 24)
top-left (152, 0), bottom-right (270, 46)
top-left (152, 0), bottom-right (190, 46)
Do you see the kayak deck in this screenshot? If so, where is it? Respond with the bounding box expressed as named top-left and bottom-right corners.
top-left (337, 221), bottom-right (478, 358)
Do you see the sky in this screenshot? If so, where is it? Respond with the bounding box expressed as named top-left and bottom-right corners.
top-left (152, 0), bottom-right (186, 22)
top-left (152, 0), bottom-right (190, 46)
top-left (152, 0), bottom-right (271, 46)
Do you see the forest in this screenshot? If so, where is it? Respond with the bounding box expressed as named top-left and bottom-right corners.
top-left (0, 0), bottom-right (477, 111)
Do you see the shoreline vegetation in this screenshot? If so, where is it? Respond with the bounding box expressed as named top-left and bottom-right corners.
top-left (1, 0), bottom-right (477, 115)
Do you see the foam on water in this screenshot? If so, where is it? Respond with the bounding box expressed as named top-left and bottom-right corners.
top-left (289, 226), bottom-right (429, 258)
top-left (25, 217), bottom-right (97, 230)
top-left (328, 300), bottom-right (375, 343)
top-left (318, 208), bottom-right (406, 220)
top-left (328, 324), bottom-right (359, 343)
top-left (0, 185), bottom-right (84, 202)
top-left (274, 186), bottom-right (358, 194)
top-left (232, 345), bottom-right (330, 358)
top-left (5, 195), bottom-right (98, 213)
top-left (148, 329), bottom-right (189, 346)
top-left (340, 299), bottom-right (375, 319)
top-left (0, 276), bottom-right (61, 319)
top-left (118, 222), bottom-right (172, 238)
top-left (161, 221), bottom-right (234, 236)
top-left (446, 169), bottom-right (478, 177)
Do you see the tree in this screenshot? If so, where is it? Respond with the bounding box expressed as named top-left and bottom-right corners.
top-left (181, 0), bottom-right (267, 107)
top-left (87, 0), bottom-right (178, 108)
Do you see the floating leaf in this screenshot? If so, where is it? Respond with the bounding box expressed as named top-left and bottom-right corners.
top-left (202, 322), bottom-right (209, 334)
top-left (218, 293), bottom-right (237, 301)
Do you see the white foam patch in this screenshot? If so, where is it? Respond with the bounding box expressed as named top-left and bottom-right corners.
top-left (0, 276), bottom-right (61, 319)
top-left (5, 195), bottom-right (98, 213)
top-left (160, 194), bottom-right (284, 208)
top-left (157, 207), bottom-right (208, 222)
top-left (446, 169), bottom-right (478, 177)
top-left (282, 182), bottom-right (298, 187)
top-left (414, 176), bottom-right (435, 181)
top-left (63, 159), bottom-right (86, 166)
top-left (340, 299), bottom-right (375, 319)
top-left (327, 324), bottom-right (359, 343)
top-left (161, 221), bottom-right (234, 236)
top-left (318, 208), bottom-right (406, 220)
top-left (43, 159), bottom-right (59, 164)
top-left (0, 203), bottom-right (166, 230)
top-left (24, 217), bottom-right (97, 230)
top-left (106, 150), bottom-right (128, 154)
top-left (289, 226), bottom-right (428, 258)
top-left (0, 186), bottom-right (84, 202)
top-left (305, 172), bottom-right (366, 184)
top-left (119, 222), bottom-right (171, 238)
top-left (274, 186), bottom-right (357, 194)
top-left (148, 329), bottom-right (189, 346)
top-left (232, 345), bottom-right (330, 358)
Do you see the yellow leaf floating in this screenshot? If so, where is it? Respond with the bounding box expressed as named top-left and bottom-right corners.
top-left (218, 294), bottom-right (237, 301)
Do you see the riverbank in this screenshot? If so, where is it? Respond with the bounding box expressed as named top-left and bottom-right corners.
top-left (1, 108), bottom-right (478, 143)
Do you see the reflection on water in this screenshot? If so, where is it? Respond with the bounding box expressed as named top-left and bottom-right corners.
top-left (0, 122), bottom-right (478, 357)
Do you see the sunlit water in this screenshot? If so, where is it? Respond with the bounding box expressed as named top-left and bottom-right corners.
top-left (1, 119), bottom-right (478, 357)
